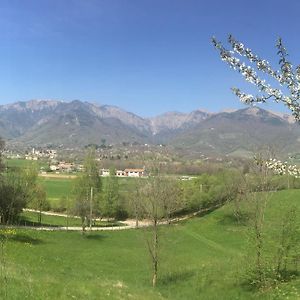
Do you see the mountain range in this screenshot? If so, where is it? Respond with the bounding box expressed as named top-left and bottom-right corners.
top-left (1, 99), bottom-right (300, 157)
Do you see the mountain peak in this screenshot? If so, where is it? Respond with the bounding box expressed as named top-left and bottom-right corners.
top-left (26, 99), bottom-right (62, 110)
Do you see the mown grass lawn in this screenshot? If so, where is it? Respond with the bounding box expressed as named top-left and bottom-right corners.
top-left (1, 189), bottom-right (300, 299)
top-left (39, 177), bottom-right (74, 205)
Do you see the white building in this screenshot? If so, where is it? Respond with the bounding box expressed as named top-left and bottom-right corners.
top-left (124, 168), bottom-right (145, 177)
top-left (101, 169), bottom-right (110, 176)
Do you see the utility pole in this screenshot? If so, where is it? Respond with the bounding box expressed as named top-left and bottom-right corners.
top-left (89, 187), bottom-right (93, 230)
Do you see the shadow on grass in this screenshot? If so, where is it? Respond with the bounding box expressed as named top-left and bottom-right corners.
top-left (218, 212), bottom-right (251, 226)
top-left (18, 218), bottom-right (123, 229)
top-left (159, 270), bottom-right (195, 286)
top-left (11, 234), bottom-right (44, 245)
top-left (84, 233), bottom-right (107, 241)
top-left (18, 219), bottom-right (60, 228)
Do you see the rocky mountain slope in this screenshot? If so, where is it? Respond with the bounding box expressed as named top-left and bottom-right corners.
top-left (169, 107), bottom-right (300, 157)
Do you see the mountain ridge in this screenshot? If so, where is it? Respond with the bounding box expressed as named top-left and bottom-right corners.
top-left (1, 100), bottom-right (299, 157)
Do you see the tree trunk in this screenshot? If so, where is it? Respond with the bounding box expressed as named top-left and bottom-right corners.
top-left (152, 219), bottom-right (158, 287)
top-left (135, 204), bottom-right (139, 228)
top-left (38, 204), bottom-right (42, 225)
top-left (81, 217), bottom-right (86, 234)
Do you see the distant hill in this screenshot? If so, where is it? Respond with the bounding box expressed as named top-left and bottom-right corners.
top-left (1, 99), bottom-right (300, 157)
top-left (168, 107), bottom-right (300, 157)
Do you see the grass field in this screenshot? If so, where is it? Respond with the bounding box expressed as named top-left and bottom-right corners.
top-left (1, 189), bottom-right (300, 299)
top-left (5, 158), bottom-right (48, 170)
top-left (39, 176), bottom-right (142, 206)
top-left (39, 177), bottom-right (74, 204)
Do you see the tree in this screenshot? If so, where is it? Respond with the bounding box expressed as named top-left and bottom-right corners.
top-left (101, 167), bottom-right (119, 220)
top-left (30, 184), bottom-right (48, 225)
top-left (131, 177), bottom-right (144, 228)
top-left (0, 168), bottom-right (39, 224)
top-left (248, 154), bottom-right (273, 285)
top-left (0, 143), bottom-right (44, 224)
top-left (0, 140), bottom-right (46, 225)
top-left (160, 177), bottom-right (182, 224)
top-left (212, 35), bottom-right (300, 121)
top-left (140, 173), bottom-right (182, 287)
top-left (73, 148), bottom-right (101, 232)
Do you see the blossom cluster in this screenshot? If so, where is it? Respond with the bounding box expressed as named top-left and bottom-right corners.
top-left (265, 158), bottom-right (300, 178)
top-left (212, 35), bottom-right (300, 121)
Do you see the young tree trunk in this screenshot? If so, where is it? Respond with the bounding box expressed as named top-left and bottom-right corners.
top-left (135, 204), bottom-right (139, 228)
top-left (38, 203), bottom-right (42, 225)
top-left (152, 219), bottom-right (158, 287)
top-left (81, 217), bottom-right (86, 234)
top-left (253, 193), bottom-right (267, 284)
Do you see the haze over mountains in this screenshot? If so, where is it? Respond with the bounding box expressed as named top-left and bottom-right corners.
top-left (1, 99), bottom-right (300, 157)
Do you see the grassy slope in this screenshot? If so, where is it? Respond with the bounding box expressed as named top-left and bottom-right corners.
top-left (2, 189), bottom-right (300, 299)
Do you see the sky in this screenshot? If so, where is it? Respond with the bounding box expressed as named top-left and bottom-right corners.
top-left (1, 0), bottom-right (300, 117)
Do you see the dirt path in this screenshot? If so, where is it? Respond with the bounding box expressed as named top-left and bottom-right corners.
top-left (13, 205), bottom-right (222, 232)
top-left (3, 208), bottom-right (151, 231)
top-left (38, 173), bottom-right (77, 179)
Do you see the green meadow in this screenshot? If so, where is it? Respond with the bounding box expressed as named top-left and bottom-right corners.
top-left (1, 189), bottom-right (300, 299)
top-left (5, 158), bottom-right (48, 169)
top-left (39, 176), bottom-right (142, 206)
top-left (39, 177), bottom-right (74, 204)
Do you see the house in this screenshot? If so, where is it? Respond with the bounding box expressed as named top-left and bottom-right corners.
top-left (50, 165), bottom-right (59, 171)
top-left (100, 169), bottom-right (110, 176)
top-left (58, 162), bottom-right (74, 172)
top-left (100, 167), bottom-right (146, 177)
top-left (116, 170), bottom-right (125, 177)
top-left (124, 168), bottom-right (145, 177)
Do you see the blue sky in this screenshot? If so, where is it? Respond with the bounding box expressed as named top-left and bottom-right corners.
top-left (1, 0), bottom-right (300, 116)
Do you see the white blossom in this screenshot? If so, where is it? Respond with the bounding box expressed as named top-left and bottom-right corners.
top-left (212, 35), bottom-right (300, 122)
top-left (265, 158), bottom-right (300, 178)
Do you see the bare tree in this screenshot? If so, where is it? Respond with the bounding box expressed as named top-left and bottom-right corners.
top-left (249, 156), bottom-right (271, 285)
top-left (140, 174), bottom-right (182, 287)
top-left (101, 167), bottom-right (119, 220)
top-left (31, 184), bottom-right (48, 225)
top-left (131, 177), bottom-right (144, 228)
